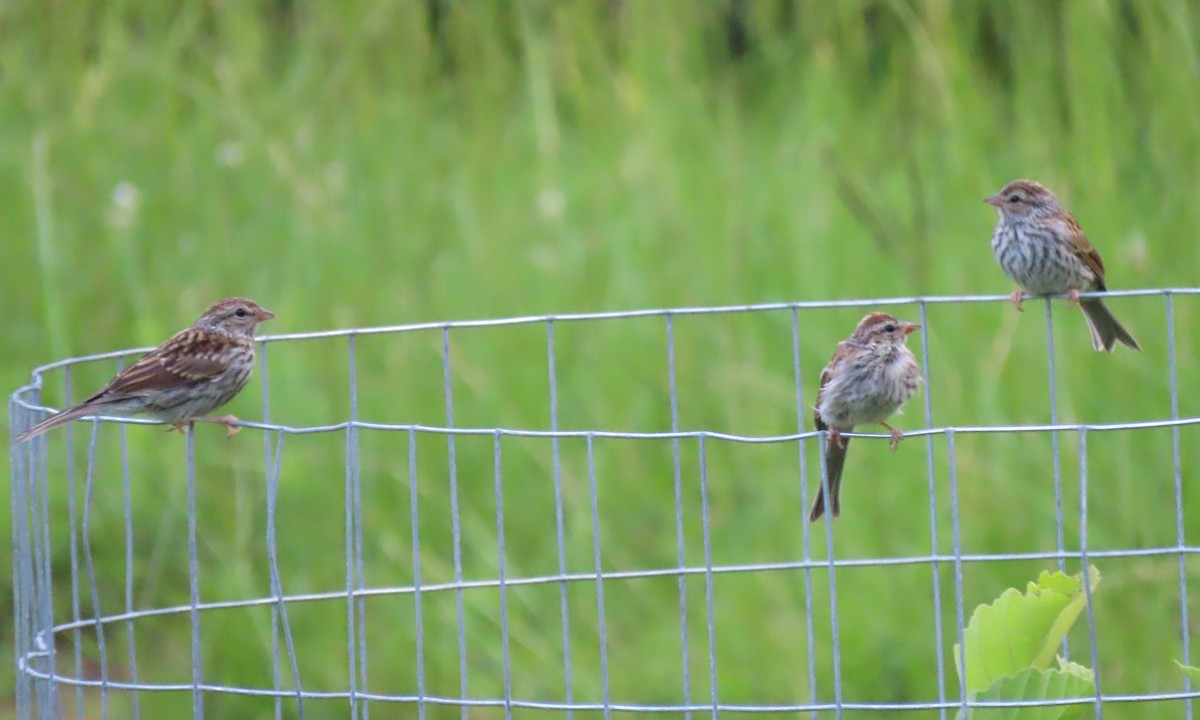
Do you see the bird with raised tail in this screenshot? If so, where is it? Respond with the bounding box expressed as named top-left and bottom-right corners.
top-left (16, 297), bottom-right (275, 442)
top-left (810, 312), bottom-right (923, 522)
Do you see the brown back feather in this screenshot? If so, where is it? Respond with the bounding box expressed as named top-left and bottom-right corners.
top-left (88, 329), bottom-right (244, 401)
top-left (1060, 211), bottom-right (1107, 285)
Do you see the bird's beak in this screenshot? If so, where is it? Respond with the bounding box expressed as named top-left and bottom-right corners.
top-left (983, 193), bottom-right (1002, 207)
top-left (902, 322), bottom-right (920, 335)
top-left (256, 308), bottom-right (276, 321)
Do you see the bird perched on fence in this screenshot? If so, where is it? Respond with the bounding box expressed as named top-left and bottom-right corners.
top-left (985, 179), bottom-right (1140, 352)
top-left (810, 312), bottom-right (922, 522)
top-left (16, 297), bottom-right (275, 442)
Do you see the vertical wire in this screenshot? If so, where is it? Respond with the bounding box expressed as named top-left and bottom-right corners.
top-left (266, 431), bottom-right (304, 718)
top-left (117, 362), bottom-right (140, 720)
top-left (545, 320), bottom-right (575, 717)
top-left (270, 584), bottom-right (280, 720)
top-left (918, 301), bottom-right (947, 718)
top-left (1077, 429), bottom-right (1102, 719)
top-left (696, 437), bottom-right (719, 719)
top-left (816, 432), bottom-right (843, 719)
top-left (665, 314), bottom-right (693, 719)
top-left (32, 397), bottom-right (58, 719)
top-left (493, 432), bottom-right (514, 720)
top-left (19, 406), bottom-right (47, 719)
top-left (353, 408), bottom-right (370, 720)
top-left (1166, 294), bottom-right (1193, 720)
top-left (1043, 300), bottom-right (1068, 659)
top-left (789, 308), bottom-right (819, 719)
top-left (343, 347), bottom-right (360, 720)
top-left (82, 420), bottom-right (111, 720)
top-left (260, 342), bottom-right (284, 720)
top-left (10, 398), bottom-right (33, 719)
top-left (442, 326), bottom-right (469, 720)
top-left (408, 428), bottom-right (427, 720)
top-left (344, 335), bottom-right (370, 720)
top-left (185, 429), bottom-right (203, 719)
top-left (61, 367), bottom-right (86, 720)
top-left (19, 411), bottom-right (38, 714)
top-left (947, 430), bottom-right (967, 718)
top-left (586, 433), bottom-right (612, 720)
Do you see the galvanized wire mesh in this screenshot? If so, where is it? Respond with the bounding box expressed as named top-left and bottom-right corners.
top-left (10, 290), bottom-right (1200, 718)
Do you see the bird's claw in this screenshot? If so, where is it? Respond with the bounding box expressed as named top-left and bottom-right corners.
top-left (190, 415), bottom-right (242, 438)
top-left (1066, 289), bottom-right (1081, 308)
top-left (882, 423), bottom-right (904, 451)
top-left (1010, 289), bottom-right (1025, 312)
top-left (212, 414), bottom-right (241, 438)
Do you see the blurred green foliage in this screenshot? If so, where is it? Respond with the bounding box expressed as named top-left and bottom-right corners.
top-left (3, 1), bottom-right (1199, 718)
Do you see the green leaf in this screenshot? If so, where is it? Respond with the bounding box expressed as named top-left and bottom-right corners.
top-left (1055, 657), bottom-right (1094, 685)
top-left (965, 666), bottom-right (1096, 719)
top-left (1036, 566), bottom-right (1100, 664)
top-left (1175, 660), bottom-right (1200, 684)
top-left (954, 567), bottom-right (1101, 694)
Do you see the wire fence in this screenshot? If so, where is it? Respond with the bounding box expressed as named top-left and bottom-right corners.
top-left (10, 289), bottom-right (1200, 719)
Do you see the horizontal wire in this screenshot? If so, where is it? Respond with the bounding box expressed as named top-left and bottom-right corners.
top-left (8, 405), bottom-right (1200, 441)
top-left (27, 543), bottom-right (1200, 641)
top-left (16, 288), bottom-right (1196, 378)
top-left (13, 660), bottom-right (1200, 713)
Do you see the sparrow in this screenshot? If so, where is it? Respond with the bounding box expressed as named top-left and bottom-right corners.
top-left (16, 297), bottom-right (274, 441)
top-left (810, 312), bottom-right (922, 521)
top-left (986, 179), bottom-right (1140, 351)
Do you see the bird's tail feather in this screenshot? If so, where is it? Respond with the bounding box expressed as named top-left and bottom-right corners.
top-left (16, 403), bottom-right (108, 442)
top-left (810, 433), bottom-right (850, 522)
top-left (1080, 299), bottom-right (1140, 352)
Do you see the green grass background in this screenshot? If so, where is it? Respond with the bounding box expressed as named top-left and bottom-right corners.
top-left (3, 1), bottom-right (1199, 718)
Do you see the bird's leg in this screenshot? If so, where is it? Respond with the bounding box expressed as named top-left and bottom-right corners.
top-left (880, 422), bottom-right (904, 451)
top-left (193, 414), bottom-right (242, 437)
top-left (1009, 289), bottom-right (1025, 312)
top-left (828, 427), bottom-right (848, 449)
top-left (1066, 289), bottom-right (1081, 308)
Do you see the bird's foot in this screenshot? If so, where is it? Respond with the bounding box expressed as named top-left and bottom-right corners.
top-left (1066, 289), bottom-right (1081, 308)
top-left (828, 427), bottom-right (848, 449)
top-left (881, 422), bottom-right (904, 451)
top-left (1010, 289), bottom-right (1025, 311)
top-left (168, 422), bottom-right (193, 435)
top-left (195, 414), bottom-right (241, 438)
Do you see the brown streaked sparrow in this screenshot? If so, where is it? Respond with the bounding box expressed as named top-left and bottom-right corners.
top-left (16, 297), bottom-right (275, 441)
top-left (810, 312), bottom-right (922, 521)
top-left (986, 179), bottom-right (1140, 351)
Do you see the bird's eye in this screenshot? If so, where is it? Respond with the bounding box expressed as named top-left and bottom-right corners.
top-left (883, 324), bottom-right (896, 333)
top-left (234, 307), bottom-right (248, 318)
top-left (1008, 194), bottom-right (1021, 203)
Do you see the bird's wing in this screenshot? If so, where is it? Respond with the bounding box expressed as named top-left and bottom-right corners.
top-left (1063, 212), bottom-right (1107, 287)
top-left (812, 344), bottom-right (844, 431)
top-left (86, 329), bottom-right (240, 401)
